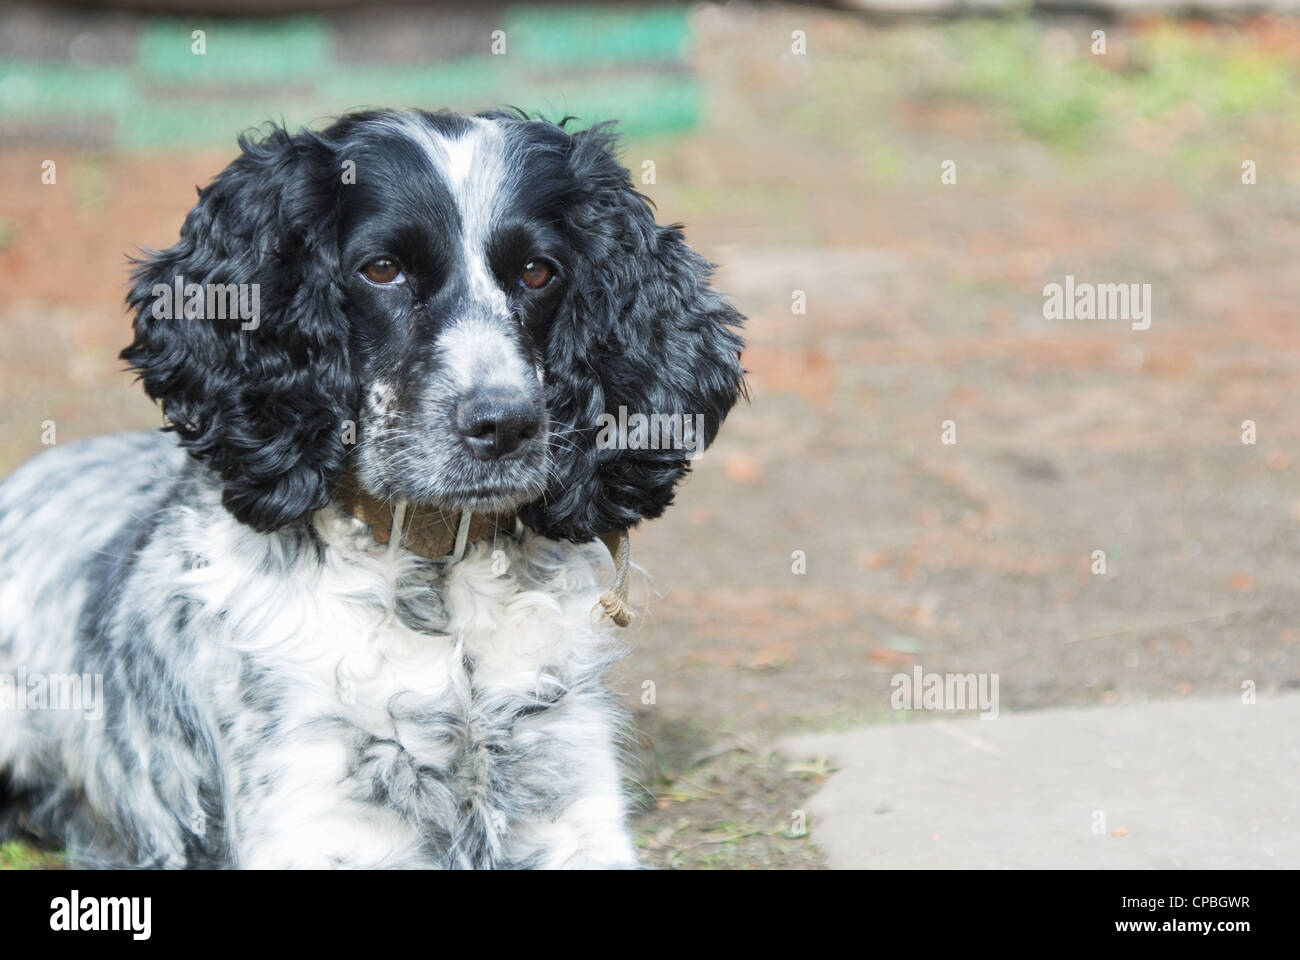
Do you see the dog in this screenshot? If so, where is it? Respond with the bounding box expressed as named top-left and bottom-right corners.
top-left (0, 109), bottom-right (745, 868)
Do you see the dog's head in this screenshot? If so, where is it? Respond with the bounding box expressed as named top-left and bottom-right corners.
top-left (124, 109), bottom-right (745, 542)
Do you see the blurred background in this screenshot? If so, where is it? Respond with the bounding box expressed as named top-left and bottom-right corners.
top-left (1, 0), bottom-right (1299, 868)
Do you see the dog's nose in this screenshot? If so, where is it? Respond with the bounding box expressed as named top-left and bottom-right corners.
top-left (455, 391), bottom-right (542, 460)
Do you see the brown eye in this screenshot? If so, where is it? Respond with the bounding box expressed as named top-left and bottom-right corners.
top-left (361, 258), bottom-right (403, 284)
top-left (520, 259), bottom-right (554, 290)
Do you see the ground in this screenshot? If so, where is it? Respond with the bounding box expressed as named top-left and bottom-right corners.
top-left (2, 5), bottom-right (1299, 869)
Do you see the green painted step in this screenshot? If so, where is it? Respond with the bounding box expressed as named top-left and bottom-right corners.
top-left (0, 60), bottom-right (136, 115)
top-left (117, 72), bottom-right (697, 149)
top-left (137, 17), bottom-right (332, 84)
top-left (504, 4), bottom-right (689, 66)
top-left (318, 61), bottom-right (504, 113)
top-left (1, 5), bottom-right (700, 149)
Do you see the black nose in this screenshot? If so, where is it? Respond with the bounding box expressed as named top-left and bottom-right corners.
top-left (455, 391), bottom-right (542, 460)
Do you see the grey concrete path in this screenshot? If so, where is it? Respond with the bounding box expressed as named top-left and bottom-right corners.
top-left (779, 695), bottom-right (1300, 868)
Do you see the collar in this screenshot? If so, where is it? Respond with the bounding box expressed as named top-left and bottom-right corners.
top-left (335, 469), bottom-right (634, 629)
top-left (335, 468), bottom-right (514, 563)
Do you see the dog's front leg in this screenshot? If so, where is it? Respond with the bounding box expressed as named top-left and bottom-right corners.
top-left (505, 698), bottom-right (640, 869)
top-left (527, 792), bottom-right (641, 869)
top-left (230, 739), bottom-right (429, 869)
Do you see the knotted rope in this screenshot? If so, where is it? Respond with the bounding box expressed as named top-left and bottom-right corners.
top-left (593, 527), bottom-right (633, 630)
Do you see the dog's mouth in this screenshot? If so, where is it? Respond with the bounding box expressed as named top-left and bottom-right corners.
top-left (360, 445), bottom-right (550, 518)
top-left (432, 478), bottom-right (547, 516)
top-left (436, 437), bottom-right (552, 514)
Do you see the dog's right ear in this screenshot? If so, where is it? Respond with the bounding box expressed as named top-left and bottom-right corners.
top-left (122, 124), bottom-right (359, 532)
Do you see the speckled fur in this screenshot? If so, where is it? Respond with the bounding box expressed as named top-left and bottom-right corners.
top-left (0, 432), bottom-right (634, 867)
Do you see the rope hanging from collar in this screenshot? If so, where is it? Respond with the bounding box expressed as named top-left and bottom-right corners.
top-left (386, 499), bottom-right (408, 558)
top-left (593, 527), bottom-right (633, 630)
top-left (448, 508), bottom-right (473, 564)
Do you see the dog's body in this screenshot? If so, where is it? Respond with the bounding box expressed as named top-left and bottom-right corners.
top-left (0, 431), bottom-right (631, 867)
top-left (0, 109), bottom-right (743, 867)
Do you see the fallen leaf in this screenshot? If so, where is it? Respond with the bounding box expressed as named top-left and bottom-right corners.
top-left (724, 453), bottom-right (763, 485)
top-left (748, 641), bottom-right (796, 671)
top-left (855, 550), bottom-right (891, 571)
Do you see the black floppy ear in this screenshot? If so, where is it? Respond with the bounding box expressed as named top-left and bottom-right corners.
top-left (122, 124), bottom-right (356, 532)
top-left (520, 122), bottom-right (746, 543)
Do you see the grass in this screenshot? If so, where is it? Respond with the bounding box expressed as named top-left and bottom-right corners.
top-left (795, 16), bottom-right (1300, 186)
top-left (628, 718), bottom-right (828, 869)
top-left (0, 840), bottom-right (63, 870)
top-left (949, 20), bottom-right (1299, 147)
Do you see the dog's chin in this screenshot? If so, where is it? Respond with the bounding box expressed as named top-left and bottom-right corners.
top-left (429, 486), bottom-right (540, 516)
top-left (377, 468), bottom-right (547, 517)
top-left (356, 437), bottom-right (550, 517)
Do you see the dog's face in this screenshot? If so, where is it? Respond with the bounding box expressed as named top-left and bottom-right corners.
top-left (341, 114), bottom-right (569, 514)
top-left (124, 109), bottom-right (745, 542)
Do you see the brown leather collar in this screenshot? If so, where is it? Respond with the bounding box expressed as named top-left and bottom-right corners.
top-left (335, 469), bottom-right (515, 562)
top-left (335, 468), bottom-right (633, 629)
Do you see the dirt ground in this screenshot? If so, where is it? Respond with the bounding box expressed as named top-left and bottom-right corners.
top-left (3, 6), bottom-right (1300, 869)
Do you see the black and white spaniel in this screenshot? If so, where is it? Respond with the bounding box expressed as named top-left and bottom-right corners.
top-left (0, 109), bottom-right (744, 868)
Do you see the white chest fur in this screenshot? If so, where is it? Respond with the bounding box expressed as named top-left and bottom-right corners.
top-left (159, 502), bottom-right (634, 868)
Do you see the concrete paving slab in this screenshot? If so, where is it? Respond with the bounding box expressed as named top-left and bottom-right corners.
top-left (779, 695), bottom-right (1300, 868)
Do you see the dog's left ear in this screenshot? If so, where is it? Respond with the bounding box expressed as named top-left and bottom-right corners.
top-left (122, 124), bottom-right (356, 532)
top-left (520, 122), bottom-right (746, 543)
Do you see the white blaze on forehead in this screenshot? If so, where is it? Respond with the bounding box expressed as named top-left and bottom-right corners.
top-left (441, 130), bottom-right (479, 185)
top-left (382, 113), bottom-right (510, 314)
